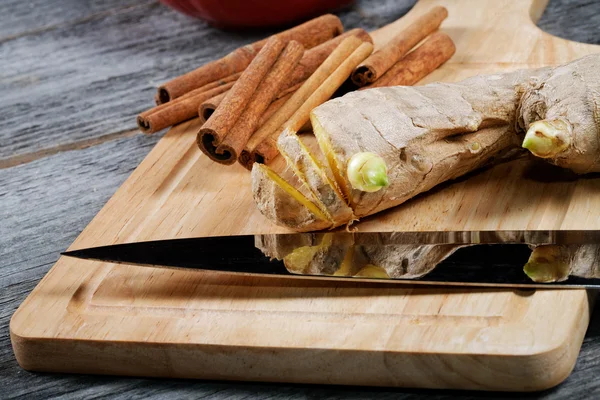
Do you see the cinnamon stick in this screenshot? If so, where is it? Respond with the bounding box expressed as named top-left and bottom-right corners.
top-left (258, 93), bottom-right (293, 127)
top-left (351, 6), bottom-right (448, 86)
top-left (199, 88), bottom-right (294, 143)
top-left (368, 32), bottom-right (455, 88)
top-left (156, 72), bottom-right (240, 105)
top-left (251, 135), bottom-right (281, 166)
top-left (240, 38), bottom-right (374, 169)
top-left (158, 14), bottom-right (343, 103)
top-left (278, 42), bottom-right (373, 133)
top-left (276, 82), bottom-right (303, 100)
top-left (137, 81), bottom-right (235, 134)
top-left (285, 28), bottom-right (372, 91)
top-left (200, 79), bottom-right (307, 125)
top-left (240, 36), bottom-right (365, 169)
top-left (196, 30), bottom-right (372, 124)
top-left (198, 91), bottom-right (227, 124)
top-left (197, 37), bottom-right (294, 164)
top-left (235, 95), bottom-right (290, 166)
top-left (244, 93), bottom-right (309, 165)
top-left (216, 41), bottom-right (305, 164)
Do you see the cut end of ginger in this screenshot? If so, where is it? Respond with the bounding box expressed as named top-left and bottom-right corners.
top-left (277, 130), bottom-right (354, 225)
top-left (251, 163), bottom-right (332, 231)
top-left (347, 152), bottom-right (389, 192)
top-left (522, 119), bottom-right (571, 158)
top-left (311, 112), bottom-right (352, 202)
top-left (259, 163), bottom-right (330, 222)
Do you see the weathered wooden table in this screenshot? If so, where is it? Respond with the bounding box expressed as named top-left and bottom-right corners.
top-left (1, 0), bottom-right (599, 398)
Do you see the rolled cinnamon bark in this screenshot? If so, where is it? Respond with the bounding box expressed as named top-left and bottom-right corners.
top-left (238, 93), bottom-right (293, 166)
top-left (271, 14), bottom-right (342, 49)
top-left (276, 82), bottom-right (303, 99)
top-left (158, 14), bottom-right (343, 103)
top-left (248, 117), bottom-right (311, 165)
top-left (285, 28), bottom-right (372, 91)
top-left (197, 30), bottom-right (372, 124)
top-left (251, 132), bottom-right (282, 166)
top-left (368, 31), bottom-right (455, 88)
top-left (199, 81), bottom-right (304, 125)
top-left (156, 72), bottom-right (240, 105)
top-left (198, 91), bottom-right (227, 124)
top-left (197, 37), bottom-right (286, 163)
top-left (197, 30), bottom-right (370, 125)
top-left (137, 81), bottom-right (235, 134)
top-left (217, 41), bottom-right (305, 164)
top-left (258, 94), bottom-right (293, 126)
top-left (351, 6), bottom-right (448, 86)
top-left (280, 42), bottom-right (374, 131)
top-left (239, 36), bottom-right (368, 169)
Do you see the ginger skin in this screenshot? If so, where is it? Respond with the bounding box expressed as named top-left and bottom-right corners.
top-left (253, 55), bottom-right (600, 231)
top-left (517, 55), bottom-right (600, 173)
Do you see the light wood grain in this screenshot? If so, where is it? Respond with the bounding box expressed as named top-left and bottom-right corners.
top-left (10, 259), bottom-right (592, 390)
top-left (8, 0), bottom-right (600, 393)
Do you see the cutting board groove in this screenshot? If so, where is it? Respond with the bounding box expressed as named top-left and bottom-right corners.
top-left (11, 0), bottom-right (599, 391)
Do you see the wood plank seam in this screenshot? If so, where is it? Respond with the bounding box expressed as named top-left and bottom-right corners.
top-left (0, 128), bottom-right (141, 169)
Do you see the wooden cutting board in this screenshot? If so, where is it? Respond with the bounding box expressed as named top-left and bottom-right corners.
top-left (11, 0), bottom-right (600, 391)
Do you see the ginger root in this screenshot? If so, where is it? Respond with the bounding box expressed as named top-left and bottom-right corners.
top-left (253, 55), bottom-right (600, 231)
top-left (517, 55), bottom-right (600, 173)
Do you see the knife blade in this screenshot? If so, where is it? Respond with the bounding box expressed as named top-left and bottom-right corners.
top-left (62, 233), bottom-right (600, 289)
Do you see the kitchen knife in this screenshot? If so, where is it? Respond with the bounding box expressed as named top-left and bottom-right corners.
top-left (62, 232), bottom-right (600, 289)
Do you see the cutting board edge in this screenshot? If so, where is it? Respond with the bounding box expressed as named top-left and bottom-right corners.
top-left (8, 332), bottom-right (586, 391)
top-left (10, 289), bottom-right (593, 391)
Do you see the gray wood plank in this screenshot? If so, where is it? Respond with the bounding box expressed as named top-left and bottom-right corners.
top-left (538, 0), bottom-right (600, 45)
top-left (2, 0), bottom-right (600, 398)
top-left (0, 135), bottom-right (161, 392)
top-left (0, 0), bottom-right (413, 167)
top-left (0, 1), bottom-right (201, 165)
top-left (0, 0), bottom-right (148, 41)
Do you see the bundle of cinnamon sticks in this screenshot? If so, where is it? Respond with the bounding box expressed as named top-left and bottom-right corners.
top-left (136, 7), bottom-right (456, 170)
top-left (137, 14), bottom-right (344, 134)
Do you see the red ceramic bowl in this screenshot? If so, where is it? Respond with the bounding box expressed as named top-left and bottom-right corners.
top-left (160, 0), bottom-right (354, 28)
